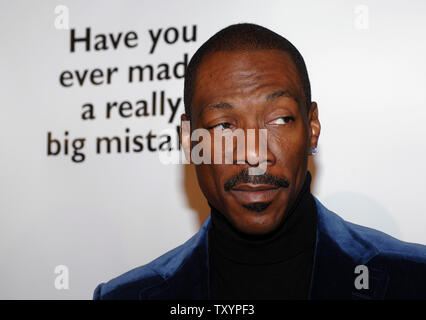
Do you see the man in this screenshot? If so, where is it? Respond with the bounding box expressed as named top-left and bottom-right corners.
top-left (94, 23), bottom-right (426, 300)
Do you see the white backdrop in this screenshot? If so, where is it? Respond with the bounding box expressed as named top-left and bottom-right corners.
top-left (1, 0), bottom-right (425, 299)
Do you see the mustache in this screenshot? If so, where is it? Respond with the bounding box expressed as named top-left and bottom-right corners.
top-left (224, 168), bottom-right (289, 191)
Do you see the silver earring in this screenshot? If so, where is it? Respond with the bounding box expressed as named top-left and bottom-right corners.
top-left (311, 147), bottom-right (318, 155)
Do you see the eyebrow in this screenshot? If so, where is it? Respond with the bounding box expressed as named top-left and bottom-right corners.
top-left (203, 102), bottom-right (233, 114)
top-left (211, 102), bottom-right (232, 109)
top-left (266, 90), bottom-right (294, 101)
top-left (199, 90), bottom-right (295, 117)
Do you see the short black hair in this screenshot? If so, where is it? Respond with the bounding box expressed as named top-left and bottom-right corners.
top-left (184, 23), bottom-right (312, 118)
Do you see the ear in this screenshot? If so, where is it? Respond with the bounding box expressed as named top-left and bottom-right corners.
top-left (180, 113), bottom-right (192, 164)
top-left (308, 102), bottom-right (321, 153)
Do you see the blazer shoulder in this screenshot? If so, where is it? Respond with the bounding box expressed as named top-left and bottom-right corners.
top-left (315, 196), bottom-right (426, 264)
top-left (93, 264), bottom-right (162, 300)
top-left (345, 218), bottom-right (426, 264)
top-left (344, 219), bottom-right (426, 298)
top-left (93, 219), bottom-right (211, 300)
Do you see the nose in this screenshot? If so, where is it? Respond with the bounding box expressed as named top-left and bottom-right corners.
top-left (231, 127), bottom-right (275, 175)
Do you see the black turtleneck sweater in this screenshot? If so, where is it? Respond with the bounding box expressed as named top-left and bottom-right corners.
top-left (208, 171), bottom-right (317, 300)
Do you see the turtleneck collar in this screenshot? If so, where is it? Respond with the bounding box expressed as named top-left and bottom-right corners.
top-left (208, 171), bottom-right (317, 265)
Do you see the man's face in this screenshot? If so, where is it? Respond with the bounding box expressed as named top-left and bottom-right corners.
top-left (182, 49), bottom-right (320, 235)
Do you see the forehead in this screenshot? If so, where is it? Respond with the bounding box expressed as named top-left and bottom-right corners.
top-left (192, 49), bottom-right (303, 115)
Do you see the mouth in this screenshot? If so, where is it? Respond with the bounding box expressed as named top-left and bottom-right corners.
top-left (230, 184), bottom-right (282, 204)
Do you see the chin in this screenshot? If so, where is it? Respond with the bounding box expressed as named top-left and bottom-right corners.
top-left (231, 205), bottom-right (284, 235)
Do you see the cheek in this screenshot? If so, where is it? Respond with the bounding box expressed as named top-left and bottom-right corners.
top-left (195, 164), bottom-right (226, 203)
top-left (268, 126), bottom-right (309, 165)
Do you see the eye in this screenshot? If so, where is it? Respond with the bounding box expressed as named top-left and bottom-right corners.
top-left (268, 116), bottom-right (294, 125)
top-left (208, 122), bottom-right (233, 130)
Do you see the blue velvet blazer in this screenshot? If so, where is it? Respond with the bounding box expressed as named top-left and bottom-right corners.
top-left (94, 197), bottom-right (426, 300)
